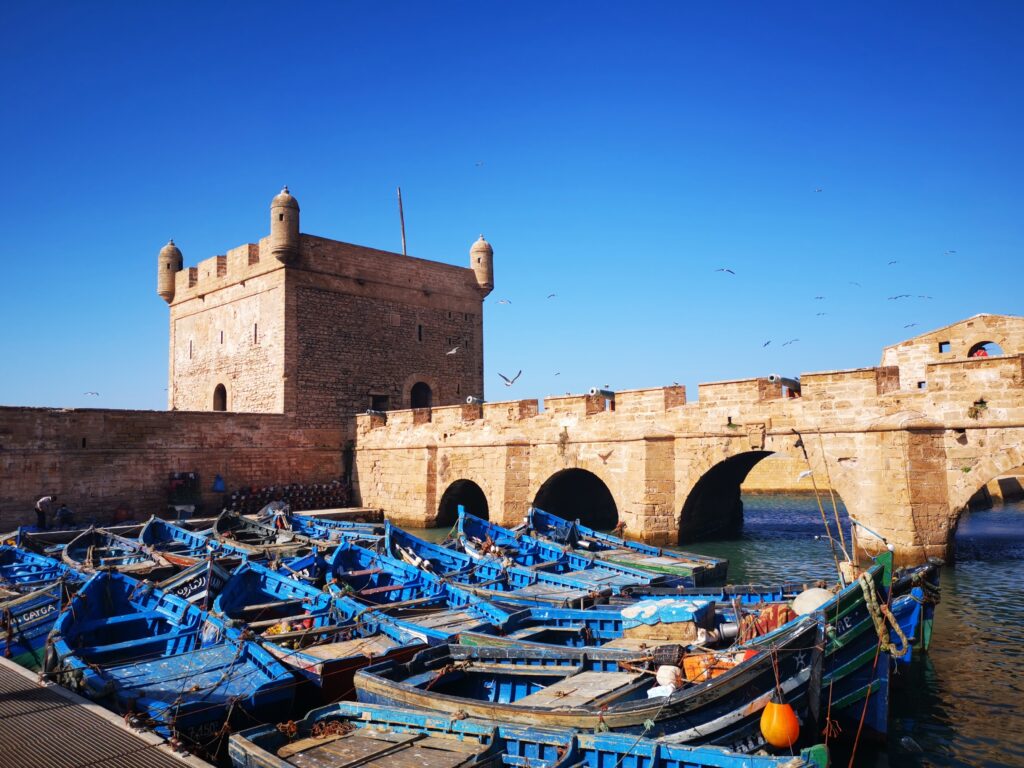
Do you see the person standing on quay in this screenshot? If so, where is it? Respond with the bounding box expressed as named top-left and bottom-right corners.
top-left (34, 495), bottom-right (56, 529)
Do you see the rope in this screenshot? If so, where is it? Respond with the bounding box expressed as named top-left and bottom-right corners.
top-left (858, 573), bottom-right (909, 657)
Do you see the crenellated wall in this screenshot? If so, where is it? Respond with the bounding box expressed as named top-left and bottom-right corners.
top-left (353, 349), bottom-right (1024, 566)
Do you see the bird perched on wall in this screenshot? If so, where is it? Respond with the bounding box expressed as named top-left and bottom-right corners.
top-left (446, 346), bottom-right (459, 355)
top-left (498, 370), bottom-right (522, 387)
top-left (715, 268), bottom-right (735, 275)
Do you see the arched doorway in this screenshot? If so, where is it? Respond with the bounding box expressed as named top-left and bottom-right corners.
top-left (679, 451), bottom-right (772, 541)
top-left (437, 479), bottom-right (488, 527)
top-left (213, 384), bottom-right (227, 412)
top-left (410, 381), bottom-right (433, 409)
top-left (533, 469), bottom-right (617, 530)
top-left (968, 341), bottom-right (1004, 358)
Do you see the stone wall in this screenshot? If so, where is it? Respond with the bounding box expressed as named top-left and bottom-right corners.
top-left (881, 313), bottom-right (1024, 390)
top-left (0, 406), bottom-right (344, 529)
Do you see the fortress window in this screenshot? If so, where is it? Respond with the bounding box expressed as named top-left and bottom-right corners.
top-left (371, 394), bottom-right (389, 411)
top-left (279, 213), bottom-right (284, 221)
top-left (189, 340), bottom-right (192, 359)
top-left (411, 382), bottom-right (433, 409)
top-left (417, 324), bottom-right (423, 342)
top-left (254, 324), bottom-right (258, 344)
top-left (213, 384), bottom-right (227, 412)
top-left (917, 381), bottom-right (927, 390)
top-left (220, 331), bottom-right (224, 344)
top-left (938, 341), bottom-right (951, 353)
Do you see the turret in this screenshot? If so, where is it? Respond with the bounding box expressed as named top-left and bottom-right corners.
top-left (157, 239), bottom-right (183, 303)
top-left (470, 234), bottom-right (493, 296)
top-left (270, 186), bottom-right (300, 263)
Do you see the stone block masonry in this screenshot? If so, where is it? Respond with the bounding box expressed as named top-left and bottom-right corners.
top-left (0, 407), bottom-right (343, 529)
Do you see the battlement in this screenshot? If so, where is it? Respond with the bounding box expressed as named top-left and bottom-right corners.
top-left (173, 240), bottom-right (275, 303)
top-left (800, 366), bottom-right (900, 400)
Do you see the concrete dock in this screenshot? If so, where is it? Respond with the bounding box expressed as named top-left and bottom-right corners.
top-left (0, 657), bottom-right (210, 768)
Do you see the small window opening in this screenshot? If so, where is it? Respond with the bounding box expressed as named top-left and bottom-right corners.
top-left (213, 384), bottom-right (227, 411)
top-left (279, 213), bottom-right (284, 221)
top-left (417, 324), bottom-right (423, 342)
top-left (220, 331), bottom-right (224, 344)
top-left (371, 394), bottom-right (389, 412)
top-left (165, 263), bottom-right (170, 270)
top-left (456, 382), bottom-right (461, 395)
top-left (917, 381), bottom-right (927, 390)
top-left (938, 341), bottom-right (951, 353)
top-left (189, 340), bottom-right (193, 359)
top-left (254, 323), bottom-right (258, 344)
top-left (81, 437), bottom-right (87, 448)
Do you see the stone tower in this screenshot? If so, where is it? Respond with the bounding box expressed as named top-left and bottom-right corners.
top-left (270, 186), bottom-right (300, 264)
top-left (156, 239), bottom-right (183, 303)
top-left (470, 235), bottom-right (494, 296)
top-left (163, 189), bottom-right (491, 423)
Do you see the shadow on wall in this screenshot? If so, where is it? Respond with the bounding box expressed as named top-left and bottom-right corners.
top-left (533, 469), bottom-right (618, 530)
top-left (437, 479), bottom-right (488, 527)
top-left (679, 451), bottom-right (773, 542)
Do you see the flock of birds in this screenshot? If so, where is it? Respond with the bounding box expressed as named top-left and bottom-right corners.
top-left (714, 242), bottom-right (955, 349)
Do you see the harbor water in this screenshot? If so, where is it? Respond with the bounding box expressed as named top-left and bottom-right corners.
top-left (679, 494), bottom-right (1024, 768)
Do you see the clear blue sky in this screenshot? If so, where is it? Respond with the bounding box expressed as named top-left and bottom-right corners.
top-left (1, 2), bottom-right (1021, 410)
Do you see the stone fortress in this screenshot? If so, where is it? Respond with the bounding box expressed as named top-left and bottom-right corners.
top-left (2, 188), bottom-right (1023, 566)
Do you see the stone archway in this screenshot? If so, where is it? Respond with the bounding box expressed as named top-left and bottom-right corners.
top-left (437, 479), bottom-right (489, 526)
top-left (678, 451), bottom-right (772, 542)
top-left (533, 468), bottom-right (618, 530)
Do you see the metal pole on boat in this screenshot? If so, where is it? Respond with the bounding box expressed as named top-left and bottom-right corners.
top-left (792, 429), bottom-right (847, 586)
top-left (397, 186), bottom-right (408, 256)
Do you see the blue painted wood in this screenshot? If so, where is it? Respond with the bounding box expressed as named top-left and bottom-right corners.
top-left (229, 699), bottom-right (829, 768)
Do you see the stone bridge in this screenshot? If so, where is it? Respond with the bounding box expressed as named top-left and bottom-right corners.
top-left (354, 315), bottom-right (1024, 567)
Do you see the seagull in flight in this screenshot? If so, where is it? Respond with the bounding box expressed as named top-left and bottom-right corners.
top-left (918, 295), bottom-right (933, 299)
top-left (546, 293), bottom-right (557, 299)
top-left (554, 372), bottom-right (561, 376)
top-left (814, 296), bottom-right (825, 300)
top-left (446, 346), bottom-right (459, 355)
top-left (904, 323), bottom-right (918, 328)
top-left (944, 250), bottom-right (957, 255)
top-left (498, 370), bottom-right (522, 387)
top-left (475, 161), bottom-right (484, 167)
top-left (782, 339), bottom-right (800, 346)
top-left (849, 281), bottom-right (861, 287)
top-left (815, 188), bottom-right (823, 193)
top-left (715, 268), bottom-right (735, 275)
top-left (597, 450), bottom-right (613, 464)
top-left (497, 298), bottom-right (511, 305)
top-left (816, 312), bottom-right (828, 316)
top-left (83, 391), bottom-right (99, 396)
top-left (887, 294), bottom-right (911, 300)
top-left (762, 340), bottom-right (771, 348)
top-left (887, 260), bottom-right (899, 265)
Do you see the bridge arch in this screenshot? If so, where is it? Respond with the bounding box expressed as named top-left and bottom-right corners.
top-left (949, 442), bottom-right (1024, 524)
top-left (437, 479), bottom-right (489, 526)
top-left (678, 450), bottom-right (772, 541)
top-left (533, 468), bottom-right (618, 530)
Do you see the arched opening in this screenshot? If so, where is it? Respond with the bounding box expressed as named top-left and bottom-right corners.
top-left (533, 469), bottom-right (617, 530)
top-left (966, 464), bottom-right (1024, 511)
top-left (410, 381), bottom-right (433, 409)
top-left (954, 465), bottom-right (1024, 563)
top-left (213, 384), bottom-right (227, 412)
top-left (680, 451), bottom-right (772, 541)
top-left (968, 340), bottom-right (1004, 358)
top-left (437, 479), bottom-right (488, 527)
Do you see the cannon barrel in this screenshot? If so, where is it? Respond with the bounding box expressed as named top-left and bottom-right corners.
top-left (767, 374), bottom-right (801, 394)
top-left (466, 396), bottom-right (486, 405)
top-left (588, 387), bottom-right (615, 398)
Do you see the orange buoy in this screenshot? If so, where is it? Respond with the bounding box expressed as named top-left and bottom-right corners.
top-left (761, 695), bottom-right (801, 748)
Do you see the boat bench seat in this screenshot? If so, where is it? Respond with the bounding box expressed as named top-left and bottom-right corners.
top-left (79, 629), bottom-right (191, 658)
top-left (76, 610), bottom-right (170, 633)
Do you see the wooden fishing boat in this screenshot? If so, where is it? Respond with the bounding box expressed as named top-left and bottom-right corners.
top-left (275, 510), bottom-right (383, 546)
top-left (139, 514), bottom-right (247, 567)
top-left (228, 699), bottom-right (830, 768)
top-left (209, 560), bottom-right (426, 707)
top-left (154, 556), bottom-right (234, 609)
top-left (524, 506), bottom-right (729, 586)
top-left (61, 525), bottom-right (174, 578)
top-left (1, 572), bottom-right (82, 668)
top-left (45, 569), bottom-right (295, 754)
top-left (213, 510), bottom-right (330, 559)
top-left (0, 544), bottom-right (75, 591)
top-left (355, 615), bottom-right (823, 752)
top-left (385, 523), bottom-right (616, 608)
top-left (457, 509), bottom-right (665, 592)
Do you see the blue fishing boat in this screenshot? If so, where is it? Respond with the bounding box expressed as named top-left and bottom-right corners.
top-left (457, 509), bottom-right (666, 591)
top-left (155, 556), bottom-right (234, 608)
top-left (45, 569), bottom-right (295, 754)
top-left (355, 615), bottom-right (823, 752)
top-left (1, 574), bottom-right (82, 669)
top-left (139, 514), bottom-right (247, 567)
top-left (0, 544), bottom-right (74, 591)
top-left (209, 560), bottom-right (426, 707)
top-left (524, 506), bottom-right (729, 585)
top-left (270, 508), bottom-right (383, 546)
top-left (386, 523), bottom-right (618, 607)
top-left (213, 510), bottom-right (331, 558)
top-left (228, 700), bottom-right (829, 768)
top-left (62, 525), bottom-right (174, 578)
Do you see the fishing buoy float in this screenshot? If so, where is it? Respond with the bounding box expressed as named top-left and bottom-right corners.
top-left (760, 693), bottom-right (801, 748)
